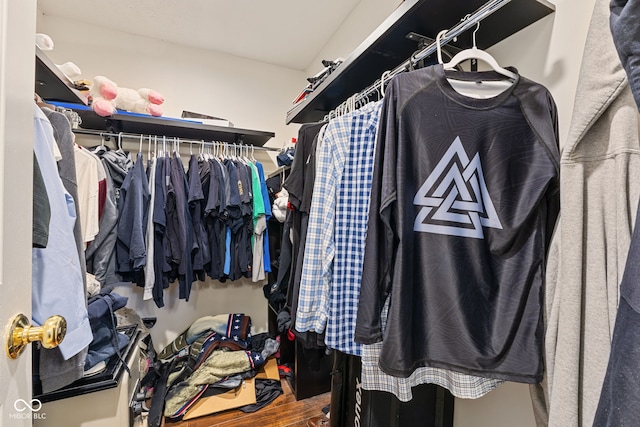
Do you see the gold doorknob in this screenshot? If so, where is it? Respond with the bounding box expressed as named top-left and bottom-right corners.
top-left (6, 314), bottom-right (66, 359)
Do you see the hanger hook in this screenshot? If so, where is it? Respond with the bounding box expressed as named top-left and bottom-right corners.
top-left (139, 134), bottom-right (144, 153)
top-left (436, 29), bottom-right (448, 64)
top-left (118, 132), bottom-right (123, 151)
top-left (380, 70), bottom-right (391, 97)
top-left (472, 21), bottom-right (480, 49)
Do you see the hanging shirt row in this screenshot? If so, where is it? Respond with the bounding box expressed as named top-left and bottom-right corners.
top-left (285, 63), bottom-right (560, 402)
top-left (38, 129), bottom-right (274, 311)
top-left (84, 145), bottom-right (273, 308)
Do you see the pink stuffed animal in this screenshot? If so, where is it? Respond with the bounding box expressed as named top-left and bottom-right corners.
top-left (90, 75), bottom-right (164, 117)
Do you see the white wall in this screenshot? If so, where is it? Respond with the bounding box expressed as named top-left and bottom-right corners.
top-left (303, 0), bottom-right (403, 76)
top-left (488, 0), bottom-right (597, 147)
top-left (37, 12), bottom-right (309, 349)
top-left (308, 0), bottom-right (597, 426)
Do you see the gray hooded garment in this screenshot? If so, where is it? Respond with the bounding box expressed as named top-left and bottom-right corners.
top-left (529, 0), bottom-right (640, 425)
top-left (86, 147), bottom-right (133, 286)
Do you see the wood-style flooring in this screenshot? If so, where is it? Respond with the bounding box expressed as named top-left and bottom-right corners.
top-left (163, 379), bottom-right (330, 427)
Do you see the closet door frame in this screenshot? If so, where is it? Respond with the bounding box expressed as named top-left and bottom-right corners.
top-left (0, 0), bottom-right (37, 425)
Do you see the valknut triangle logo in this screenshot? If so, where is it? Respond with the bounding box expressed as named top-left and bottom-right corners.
top-left (413, 136), bottom-right (502, 239)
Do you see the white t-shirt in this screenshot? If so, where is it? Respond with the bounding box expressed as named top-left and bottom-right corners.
top-left (74, 145), bottom-right (100, 243)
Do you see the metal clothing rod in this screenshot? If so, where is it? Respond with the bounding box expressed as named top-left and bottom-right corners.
top-left (348, 0), bottom-right (512, 108)
top-left (72, 128), bottom-right (282, 152)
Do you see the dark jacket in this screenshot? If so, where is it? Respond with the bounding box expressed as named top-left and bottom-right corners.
top-left (116, 152), bottom-right (150, 284)
top-left (611, 0), bottom-right (640, 109)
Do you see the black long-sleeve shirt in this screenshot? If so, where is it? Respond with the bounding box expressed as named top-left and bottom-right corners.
top-left (354, 65), bottom-right (560, 383)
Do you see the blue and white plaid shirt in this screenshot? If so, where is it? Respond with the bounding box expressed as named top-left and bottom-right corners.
top-left (295, 102), bottom-right (382, 338)
top-left (325, 101), bottom-right (382, 355)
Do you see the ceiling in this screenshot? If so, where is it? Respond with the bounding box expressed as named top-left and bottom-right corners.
top-left (37, 0), bottom-right (363, 71)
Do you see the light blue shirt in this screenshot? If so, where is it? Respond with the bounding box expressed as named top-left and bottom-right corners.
top-left (296, 106), bottom-right (365, 334)
top-left (33, 105), bottom-right (92, 360)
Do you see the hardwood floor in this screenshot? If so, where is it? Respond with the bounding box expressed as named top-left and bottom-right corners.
top-left (163, 379), bottom-right (330, 427)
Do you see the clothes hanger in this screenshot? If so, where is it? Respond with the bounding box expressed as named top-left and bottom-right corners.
top-left (380, 70), bottom-right (391, 97)
top-left (236, 144), bottom-right (246, 164)
top-left (218, 141), bottom-right (225, 161)
top-left (441, 22), bottom-right (517, 81)
top-left (174, 137), bottom-right (180, 158)
top-left (233, 144), bottom-right (239, 162)
top-left (117, 132), bottom-right (124, 152)
top-left (345, 94), bottom-right (356, 114)
top-left (242, 144), bottom-right (250, 163)
top-left (198, 140), bottom-right (205, 160)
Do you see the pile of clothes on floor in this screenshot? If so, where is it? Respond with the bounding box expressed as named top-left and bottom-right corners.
top-left (144, 314), bottom-right (281, 426)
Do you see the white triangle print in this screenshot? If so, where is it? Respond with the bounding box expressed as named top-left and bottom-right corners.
top-left (413, 136), bottom-right (502, 239)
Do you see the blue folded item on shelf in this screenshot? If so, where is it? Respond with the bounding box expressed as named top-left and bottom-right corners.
top-left (276, 147), bottom-right (295, 167)
top-left (85, 286), bottom-right (130, 370)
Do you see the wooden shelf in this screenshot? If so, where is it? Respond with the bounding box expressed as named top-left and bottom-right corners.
top-left (286, 0), bottom-right (555, 124)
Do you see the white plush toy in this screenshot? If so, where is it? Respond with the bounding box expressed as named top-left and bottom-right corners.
top-left (36, 33), bottom-right (83, 82)
top-left (36, 33), bottom-right (55, 51)
top-left (35, 34), bottom-right (165, 117)
top-left (90, 75), bottom-right (165, 117)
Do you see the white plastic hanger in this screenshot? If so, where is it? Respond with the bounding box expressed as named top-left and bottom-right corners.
top-left (117, 132), bottom-right (124, 152)
top-left (380, 70), bottom-right (391, 97)
top-left (441, 23), bottom-right (517, 81)
top-left (174, 137), bottom-right (181, 158)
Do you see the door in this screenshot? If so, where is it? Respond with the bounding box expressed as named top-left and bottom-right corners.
top-left (0, 0), bottom-right (38, 426)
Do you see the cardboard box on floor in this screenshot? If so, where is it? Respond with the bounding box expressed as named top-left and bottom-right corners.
top-left (183, 357), bottom-right (280, 420)
top-left (184, 377), bottom-right (256, 420)
top-left (256, 357), bottom-right (280, 380)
